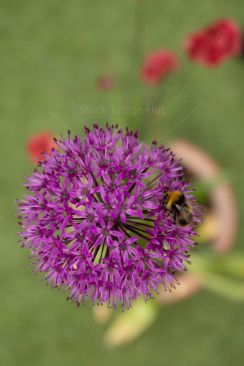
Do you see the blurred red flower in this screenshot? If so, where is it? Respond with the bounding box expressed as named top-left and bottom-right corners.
top-left (97, 75), bottom-right (115, 91)
top-left (141, 49), bottom-right (179, 85)
top-left (185, 19), bottom-right (241, 67)
top-left (27, 131), bottom-right (56, 163)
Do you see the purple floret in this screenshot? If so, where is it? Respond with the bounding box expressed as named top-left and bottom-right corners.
top-left (18, 124), bottom-right (200, 308)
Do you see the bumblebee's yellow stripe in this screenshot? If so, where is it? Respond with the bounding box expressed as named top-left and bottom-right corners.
top-left (166, 191), bottom-right (182, 209)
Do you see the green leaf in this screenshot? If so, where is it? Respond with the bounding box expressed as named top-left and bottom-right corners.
top-left (103, 298), bottom-right (159, 347)
top-left (189, 253), bottom-right (244, 302)
top-left (198, 272), bottom-right (244, 302)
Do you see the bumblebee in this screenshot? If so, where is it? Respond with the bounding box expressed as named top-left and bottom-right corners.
top-left (166, 191), bottom-right (193, 227)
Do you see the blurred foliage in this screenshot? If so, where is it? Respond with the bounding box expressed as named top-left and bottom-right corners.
top-left (190, 254), bottom-right (244, 301)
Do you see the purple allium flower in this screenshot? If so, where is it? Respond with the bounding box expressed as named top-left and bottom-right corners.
top-left (18, 124), bottom-right (200, 309)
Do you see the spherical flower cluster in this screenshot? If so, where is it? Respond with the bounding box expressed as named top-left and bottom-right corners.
top-left (141, 49), bottom-right (179, 85)
top-left (185, 18), bottom-right (241, 67)
top-left (18, 124), bottom-right (200, 309)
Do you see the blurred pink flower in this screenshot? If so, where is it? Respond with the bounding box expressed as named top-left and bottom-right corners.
top-left (97, 75), bottom-right (115, 91)
top-left (141, 49), bottom-right (179, 85)
top-left (185, 18), bottom-right (241, 67)
top-left (27, 131), bottom-right (56, 163)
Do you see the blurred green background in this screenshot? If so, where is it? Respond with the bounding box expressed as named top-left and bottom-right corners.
top-left (0, 0), bottom-right (244, 365)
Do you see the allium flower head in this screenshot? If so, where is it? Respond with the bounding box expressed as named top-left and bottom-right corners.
top-left (18, 124), bottom-right (200, 309)
top-left (141, 49), bottom-right (179, 85)
top-left (185, 18), bottom-right (241, 67)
